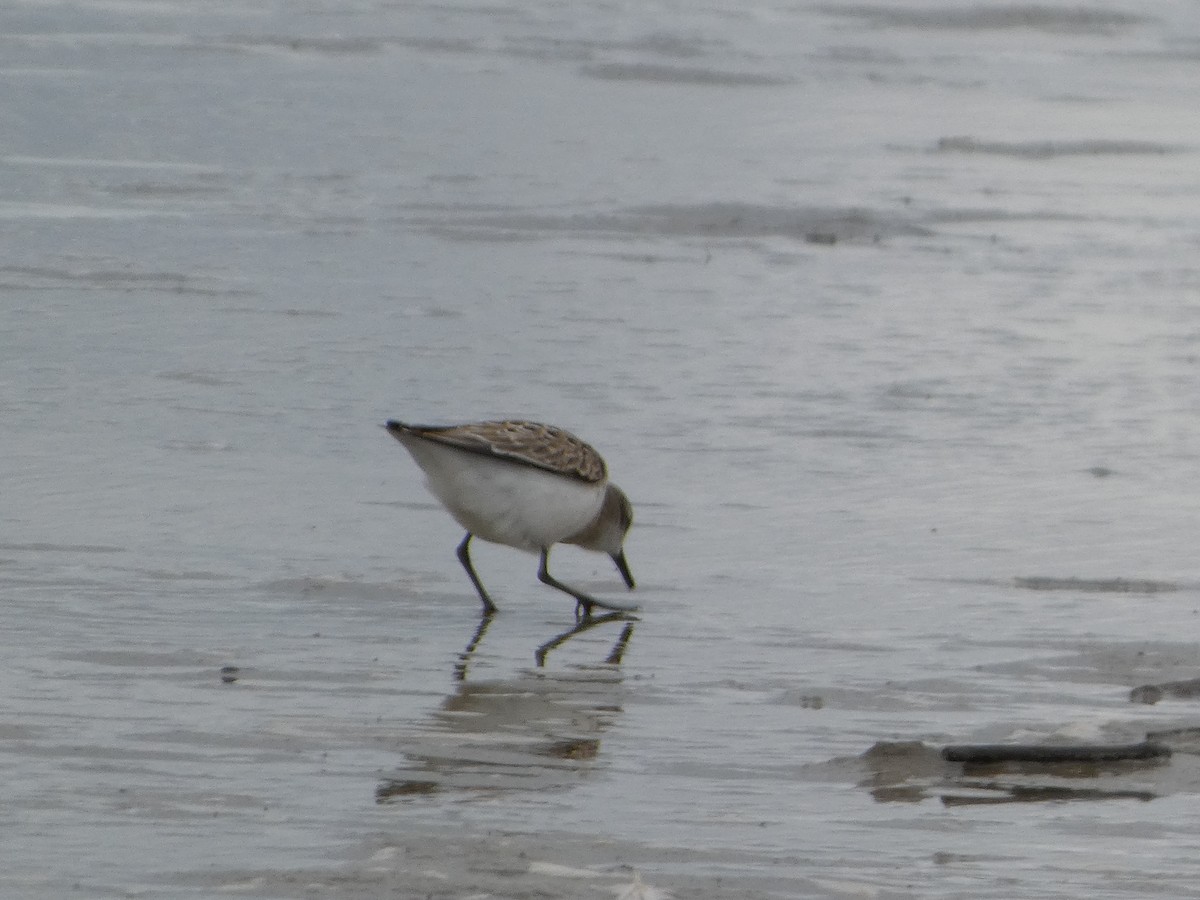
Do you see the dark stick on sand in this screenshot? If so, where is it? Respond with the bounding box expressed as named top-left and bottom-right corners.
top-left (941, 741), bottom-right (1171, 764)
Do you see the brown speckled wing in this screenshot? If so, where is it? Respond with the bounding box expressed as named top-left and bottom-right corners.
top-left (410, 420), bottom-right (607, 482)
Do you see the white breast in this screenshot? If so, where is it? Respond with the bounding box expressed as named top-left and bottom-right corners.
top-left (400, 438), bottom-right (606, 552)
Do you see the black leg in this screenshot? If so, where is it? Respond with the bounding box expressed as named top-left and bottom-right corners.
top-left (536, 547), bottom-right (642, 618)
top-left (456, 533), bottom-right (498, 614)
top-left (537, 547), bottom-right (597, 619)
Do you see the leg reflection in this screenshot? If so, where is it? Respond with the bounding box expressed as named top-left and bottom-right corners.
top-left (535, 611), bottom-right (637, 667)
top-left (380, 612), bottom-right (636, 804)
top-left (453, 610), bottom-right (496, 682)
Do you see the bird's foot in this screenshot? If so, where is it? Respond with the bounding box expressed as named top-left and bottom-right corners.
top-left (575, 596), bottom-right (640, 620)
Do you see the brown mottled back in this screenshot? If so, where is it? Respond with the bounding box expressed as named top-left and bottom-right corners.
top-left (399, 420), bottom-right (607, 483)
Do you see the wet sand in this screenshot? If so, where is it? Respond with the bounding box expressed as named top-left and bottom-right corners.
top-left (7, 0), bottom-right (1200, 896)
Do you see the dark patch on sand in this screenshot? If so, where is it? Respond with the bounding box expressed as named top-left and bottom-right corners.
top-left (1014, 576), bottom-right (1178, 593)
top-left (936, 136), bottom-right (1177, 158)
top-left (820, 5), bottom-right (1147, 34)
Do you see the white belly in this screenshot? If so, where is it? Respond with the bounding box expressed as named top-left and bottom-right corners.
top-left (401, 439), bottom-right (605, 551)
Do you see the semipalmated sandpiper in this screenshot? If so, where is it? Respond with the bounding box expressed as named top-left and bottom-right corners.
top-left (385, 419), bottom-right (636, 617)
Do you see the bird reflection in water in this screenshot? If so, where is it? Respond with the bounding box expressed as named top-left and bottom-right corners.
top-left (378, 613), bottom-right (636, 802)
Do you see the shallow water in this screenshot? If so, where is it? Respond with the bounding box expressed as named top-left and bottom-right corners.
top-left (6, 0), bottom-right (1200, 896)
